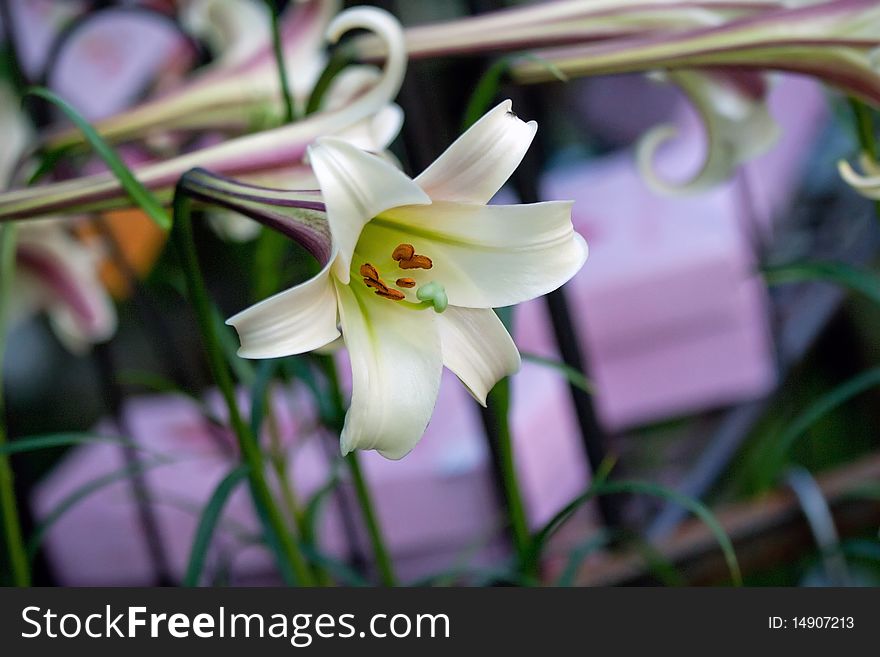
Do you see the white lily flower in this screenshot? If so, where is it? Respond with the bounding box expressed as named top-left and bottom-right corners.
top-left (213, 100), bottom-right (587, 459)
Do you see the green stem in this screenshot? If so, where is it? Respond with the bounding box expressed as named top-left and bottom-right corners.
top-left (487, 379), bottom-right (531, 572)
top-left (268, 2), bottom-right (296, 124)
top-left (318, 355), bottom-right (397, 586)
top-left (848, 98), bottom-right (880, 222)
top-left (264, 394), bottom-right (332, 585)
top-left (346, 452), bottom-right (397, 586)
top-left (172, 193), bottom-right (313, 585)
top-left (0, 223), bottom-right (29, 586)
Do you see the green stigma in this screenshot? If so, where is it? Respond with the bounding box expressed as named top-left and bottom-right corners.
top-left (416, 281), bottom-right (448, 313)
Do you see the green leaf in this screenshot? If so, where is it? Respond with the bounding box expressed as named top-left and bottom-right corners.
top-left (27, 458), bottom-right (172, 560)
top-left (0, 221), bottom-right (30, 586)
top-left (26, 87), bottom-right (171, 230)
top-left (530, 479), bottom-right (742, 586)
top-left (763, 261), bottom-right (880, 306)
top-left (249, 359), bottom-right (279, 437)
top-left (27, 145), bottom-right (76, 186)
top-left (305, 48), bottom-right (354, 116)
top-left (0, 432), bottom-right (136, 456)
top-left (462, 54), bottom-right (568, 131)
top-left (521, 351), bottom-right (594, 395)
top-left (212, 305), bottom-right (256, 386)
top-left (299, 543), bottom-right (370, 586)
top-left (117, 370), bottom-right (185, 395)
top-left (555, 531), bottom-right (611, 586)
top-left (768, 367), bottom-right (880, 478)
top-left (265, 1), bottom-right (296, 123)
top-left (302, 465), bottom-right (344, 548)
top-left (183, 464), bottom-right (250, 587)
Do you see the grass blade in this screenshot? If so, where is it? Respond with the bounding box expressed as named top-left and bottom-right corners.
top-left (529, 479), bottom-right (742, 586)
top-left (521, 351), bottom-right (594, 394)
top-left (462, 54), bottom-right (567, 131)
top-left (26, 87), bottom-right (171, 230)
top-left (183, 464), bottom-right (250, 587)
top-left (763, 261), bottom-right (880, 306)
top-left (767, 367), bottom-right (880, 478)
top-left (0, 432), bottom-right (135, 455)
top-left (28, 458), bottom-right (171, 560)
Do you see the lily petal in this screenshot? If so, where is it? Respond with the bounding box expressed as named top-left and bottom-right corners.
top-left (308, 137), bottom-right (430, 283)
top-left (437, 306), bottom-right (521, 406)
top-left (335, 280), bottom-right (442, 459)
top-left (226, 258), bottom-right (340, 358)
top-left (364, 200), bottom-right (587, 308)
top-left (415, 99), bottom-right (536, 204)
top-left (839, 152), bottom-right (880, 200)
top-left (180, 0), bottom-right (271, 67)
top-left (16, 221), bottom-right (116, 352)
top-left (636, 70), bottom-right (779, 195)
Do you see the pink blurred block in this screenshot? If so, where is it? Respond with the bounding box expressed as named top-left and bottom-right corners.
top-left (541, 76), bottom-right (827, 431)
top-left (9, 0), bottom-right (87, 79)
top-left (47, 10), bottom-right (190, 120)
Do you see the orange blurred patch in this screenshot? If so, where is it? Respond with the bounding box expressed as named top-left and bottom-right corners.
top-left (75, 209), bottom-right (168, 299)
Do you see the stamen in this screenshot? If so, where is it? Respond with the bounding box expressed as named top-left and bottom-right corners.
top-left (359, 263), bottom-right (379, 280)
top-left (391, 243), bottom-right (414, 261)
top-left (375, 288), bottom-right (405, 301)
top-left (392, 243), bottom-right (433, 270)
top-left (396, 278), bottom-right (416, 288)
top-left (364, 278), bottom-right (389, 293)
top-left (398, 255), bottom-right (433, 270)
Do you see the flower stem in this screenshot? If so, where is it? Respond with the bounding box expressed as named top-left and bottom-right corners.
top-left (0, 222), bottom-right (30, 586)
top-left (848, 98), bottom-right (880, 222)
top-left (486, 379), bottom-right (532, 572)
top-left (173, 193), bottom-right (313, 585)
top-left (345, 451), bottom-right (397, 586)
top-left (263, 392), bottom-right (332, 585)
top-left (318, 355), bottom-right (397, 586)
top-left (267, 1), bottom-right (296, 124)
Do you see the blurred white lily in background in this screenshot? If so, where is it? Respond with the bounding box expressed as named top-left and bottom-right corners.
top-left (43, 0), bottom-right (387, 152)
top-left (11, 220), bottom-right (117, 352)
top-left (179, 0), bottom-right (272, 68)
top-left (185, 101), bottom-right (587, 459)
top-left (349, 0), bottom-right (864, 197)
top-left (0, 85), bottom-right (115, 352)
top-left (510, 0), bottom-right (880, 105)
top-left (636, 70), bottom-right (779, 195)
top-left (0, 7), bottom-right (406, 222)
top-left (355, 0), bottom-right (789, 61)
top-left (505, 0), bottom-right (880, 196)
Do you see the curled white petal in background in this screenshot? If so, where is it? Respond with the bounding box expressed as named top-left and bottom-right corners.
top-left (179, 0), bottom-right (270, 67)
top-left (636, 70), bottom-right (780, 196)
top-left (839, 153), bottom-right (880, 200)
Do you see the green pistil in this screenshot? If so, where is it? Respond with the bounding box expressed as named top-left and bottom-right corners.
top-left (416, 281), bottom-right (448, 313)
